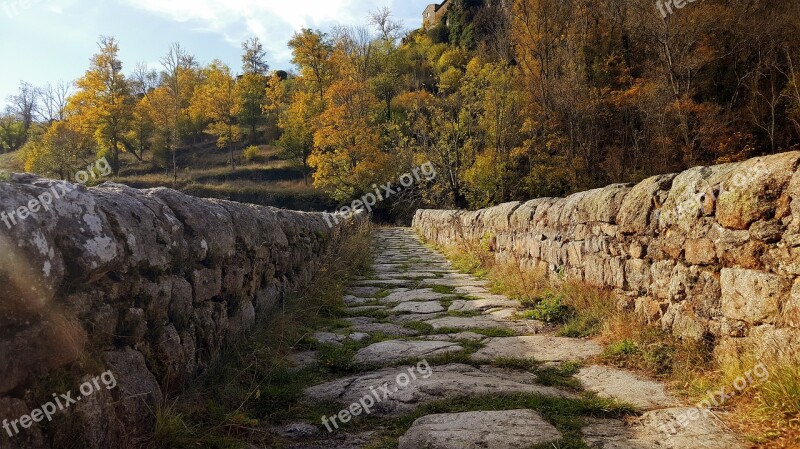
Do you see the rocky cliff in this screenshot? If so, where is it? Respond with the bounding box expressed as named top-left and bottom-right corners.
top-left (0, 174), bottom-right (362, 448)
top-left (414, 152), bottom-right (800, 362)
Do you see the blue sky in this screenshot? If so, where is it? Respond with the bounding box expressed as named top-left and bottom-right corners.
top-left (0, 0), bottom-right (427, 107)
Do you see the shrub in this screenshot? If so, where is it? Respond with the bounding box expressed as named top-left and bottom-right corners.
top-left (525, 291), bottom-right (575, 324)
top-left (243, 145), bottom-right (260, 161)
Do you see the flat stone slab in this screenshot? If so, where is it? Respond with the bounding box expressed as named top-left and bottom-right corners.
top-left (347, 305), bottom-right (388, 313)
top-left (353, 340), bottom-right (463, 364)
top-left (380, 288), bottom-right (454, 304)
top-left (398, 409), bottom-right (562, 449)
top-left (314, 332), bottom-right (370, 345)
top-left (577, 365), bottom-right (678, 410)
top-left (471, 336), bottom-right (602, 362)
top-left (582, 408), bottom-right (745, 449)
top-left (347, 286), bottom-right (383, 297)
top-left (427, 332), bottom-right (486, 342)
top-left (449, 298), bottom-right (520, 312)
top-left (454, 285), bottom-right (492, 295)
top-left (304, 363), bottom-right (571, 417)
top-left (425, 316), bottom-right (540, 334)
top-left (344, 316), bottom-right (376, 325)
top-left (354, 279), bottom-right (414, 287)
top-left (390, 313), bottom-right (448, 323)
top-left (351, 322), bottom-right (419, 336)
top-left (287, 351), bottom-right (318, 370)
top-left (343, 295), bottom-right (374, 305)
top-left (393, 301), bottom-right (445, 314)
top-left (287, 431), bottom-right (376, 449)
top-left (394, 271), bottom-right (441, 279)
top-left (420, 278), bottom-right (487, 288)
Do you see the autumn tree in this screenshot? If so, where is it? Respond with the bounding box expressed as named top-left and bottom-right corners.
top-left (0, 115), bottom-right (27, 153)
top-left (238, 37), bottom-right (269, 144)
top-left (191, 61), bottom-right (242, 170)
top-left (266, 75), bottom-right (320, 183)
top-left (67, 36), bottom-right (134, 174)
top-left (23, 121), bottom-right (96, 179)
top-left (288, 29), bottom-right (335, 103)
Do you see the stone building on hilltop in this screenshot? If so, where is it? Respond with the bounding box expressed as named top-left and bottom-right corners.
top-left (423, 0), bottom-right (451, 29)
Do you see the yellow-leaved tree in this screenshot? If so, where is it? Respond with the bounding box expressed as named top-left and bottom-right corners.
top-left (190, 61), bottom-right (242, 170)
top-left (23, 121), bottom-right (96, 179)
top-left (67, 36), bottom-right (134, 174)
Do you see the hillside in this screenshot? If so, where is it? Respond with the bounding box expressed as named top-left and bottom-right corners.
top-left (0, 143), bottom-right (337, 212)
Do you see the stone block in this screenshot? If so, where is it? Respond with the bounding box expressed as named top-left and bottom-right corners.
top-left (721, 268), bottom-right (788, 325)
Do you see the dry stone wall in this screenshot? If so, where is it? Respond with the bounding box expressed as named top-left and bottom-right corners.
top-left (413, 152), bottom-right (800, 362)
top-left (0, 174), bottom-right (362, 448)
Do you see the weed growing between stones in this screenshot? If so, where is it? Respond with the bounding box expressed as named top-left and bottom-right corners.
top-left (146, 223), bottom-right (373, 448)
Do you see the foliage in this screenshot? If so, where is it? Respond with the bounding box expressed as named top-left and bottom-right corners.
top-left (190, 61), bottom-right (242, 169)
top-left (0, 115), bottom-right (27, 153)
top-left (242, 145), bottom-right (260, 161)
top-left (66, 36), bottom-right (134, 174)
top-left (23, 120), bottom-right (96, 179)
top-left (522, 291), bottom-right (575, 324)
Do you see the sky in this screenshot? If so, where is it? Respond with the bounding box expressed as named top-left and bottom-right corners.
top-left (0, 0), bottom-right (427, 108)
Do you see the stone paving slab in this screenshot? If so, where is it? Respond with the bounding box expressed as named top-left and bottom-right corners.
top-left (287, 431), bottom-right (376, 449)
top-left (426, 332), bottom-right (486, 342)
top-left (577, 365), bottom-right (679, 410)
top-left (398, 409), bottom-right (562, 449)
top-left (354, 279), bottom-right (415, 287)
top-left (425, 316), bottom-right (540, 334)
top-left (347, 286), bottom-right (384, 297)
top-left (392, 301), bottom-right (445, 314)
top-left (353, 340), bottom-right (463, 364)
top-left (471, 336), bottom-right (602, 362)
top-left (420, 278), bottom-right (488, 288)
top-left (379, 288), bottom-right (455, 304)
top-left (304, 363), bottom-right (571, 417)
top-left (314, 332), bottom-right (370, 346)
top-left (582, 407), bottom-right (746, 449)
top-left (344, 295), bottom-right (375, 305)
top-left (346, 305), bottom-right (388, 313)
top-left (350, 322), bottom-right (420, 336)
top-left (448, 298), bottom-right (520, 312)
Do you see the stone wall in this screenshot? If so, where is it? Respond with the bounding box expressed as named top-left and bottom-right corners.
top-left (0, 175), bottom-right (362, 448)
top-left (413, 152), bottom-right (800, 361)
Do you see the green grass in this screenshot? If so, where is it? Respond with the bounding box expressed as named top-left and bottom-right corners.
top-left (535, 362), bottom-right (583, 390)
top-left (403, 321), bottom-right (435, 334)
top-left (430, 285), bottom-right (456, 294)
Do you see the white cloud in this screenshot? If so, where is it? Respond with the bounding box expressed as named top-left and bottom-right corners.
top-left (119, 0), bottom-right (420, 67)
